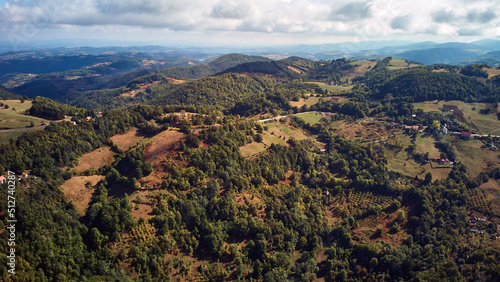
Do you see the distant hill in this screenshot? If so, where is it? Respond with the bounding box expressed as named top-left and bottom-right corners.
top-left (397, 47), bottom-right (488, 65)
top-left (220, 56), bottom-right (310, 78)
top-left (12, 53), bottom-right (270, 101)
top-left (0, 86), bottom-right (21, 99)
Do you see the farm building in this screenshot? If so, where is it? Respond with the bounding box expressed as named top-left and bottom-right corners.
top-left (0, 175), bottom-right (5, 184)
top-left (461, 132), bottom-right (472, 139)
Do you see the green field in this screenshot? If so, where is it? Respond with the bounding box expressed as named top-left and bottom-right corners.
top-left (240, 123), bottom-right (320, 157)
top-left (306, 82), bottom-right (353, 93)
top-left (290, 97), bottom-right (321, 108)
top-left (454, 139), bottom-right (500, 178)
top-left (386, 134), bottom-right (451, 180)
top-left (295, 112), bottom-right (324, 125)
top-left (0, 100), bottom-right (50, 129)
top-left (0, 127), bottom-right (45, 144)
top-left (415, 134), bottom-right (441, 158)
top-left (413, 101), bottom-right (500, 135)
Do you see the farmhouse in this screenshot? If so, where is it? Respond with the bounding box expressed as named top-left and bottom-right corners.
top-left (0, 175), bottom-right (5, 184)
top-left (461, 132), bottom-right (472, 139)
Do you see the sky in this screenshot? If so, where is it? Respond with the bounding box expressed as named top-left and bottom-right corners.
top-left (0, 0), bottom-right (499, 49)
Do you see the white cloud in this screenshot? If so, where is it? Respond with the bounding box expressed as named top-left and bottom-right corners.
top-left (0, 0), bottom-right (499, 46)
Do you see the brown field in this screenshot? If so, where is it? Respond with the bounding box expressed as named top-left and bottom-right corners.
top-left (60, 175), bottom-right (105, 215)
top-left (130, 190), bottom-right (156, 220)
top-left (432, 69), bottom-right (451, 73)
top-left (351, 206), bottom-right (412, 247)
top-left (290, 96), bottom-right (344, 108)
top-left (143, 129), bottom-right (185, 166)
top-left (484, 67), bottom-right (500, 78)
top-left (332, 120), bottom-right (400, 142)
top-left (165, 77), bottom-right (186, 84)
top-left (73, 146), bottom-right (115, 172)
top-left (346, 61), bottom-right (378, 80)
top-left (287, 65), bottom-right (304, 74)
top-left (290, 97), bottom-right (321, 108)
top-left (110, 127), bottom-right (144, 151)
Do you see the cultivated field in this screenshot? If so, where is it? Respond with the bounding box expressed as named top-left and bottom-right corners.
top-left (60, 175), bottom-right (105, 215)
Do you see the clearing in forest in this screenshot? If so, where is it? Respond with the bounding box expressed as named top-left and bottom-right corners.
top-left (484, 67), bottom-right (500, 78)
top-left (351, 206), bottom-right (412, 247)
top-left (73, 146), bottom-right (115, 172)
top-left (110, 127), bottom-right (144, 151)
top-left (143, 128), bottom-right (185, 166)
top-left (61, 175), bottom-right (105, 215)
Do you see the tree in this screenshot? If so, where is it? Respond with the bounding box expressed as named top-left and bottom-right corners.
top-left (185, 134), bottom-right (201, 148)
top-left (424, 172), bottom-right (433, 184)
top-left (431, 120), bottom-right (441, 130)
top-left (255, 133), bottom-right (263, 143)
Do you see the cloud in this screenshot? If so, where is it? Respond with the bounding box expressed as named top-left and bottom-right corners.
top-left (458, 28), bottom-right (483, 36)
top-left (467, 10), bottom-right (496, 24)
top-left (333, 2), bottom-right (372, 22)
top-left (391, 15), bottom-right (411, 30)
top-left (432, 10), bottom-right (455, 23)
top-left (210, 2), bottom-right (247, 19)
top-left (1, 0), bottom-right (500, 46)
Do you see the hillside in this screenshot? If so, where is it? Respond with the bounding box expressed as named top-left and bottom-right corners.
top-left (0, 86), bottom-right (20, 99)
top-left (12, 54), bottom-right (270, 103)
top-left (2, 55), bottom-right (500, 281)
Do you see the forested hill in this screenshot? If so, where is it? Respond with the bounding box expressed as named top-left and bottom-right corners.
top-left (149, 73), bottom-right (274, 109)
top-left (353, 60), bottom-right (498, 103)
top-left (12, 54), bottom-right (270, 102)
top-left (0, 86), bottom-right (20, 99)
top-left (219, 58), bottom-right (306, 78)
top-left (105, 53), bottom-right (271, 88)
top-left (370, 69), bottom-right (494, 102)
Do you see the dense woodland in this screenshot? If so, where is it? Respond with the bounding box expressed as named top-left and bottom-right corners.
top-left (1, 56), bottom-right (500, 281)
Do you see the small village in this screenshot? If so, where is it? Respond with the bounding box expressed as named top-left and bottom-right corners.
top-left (468, 214), bottom-right (500, 240)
